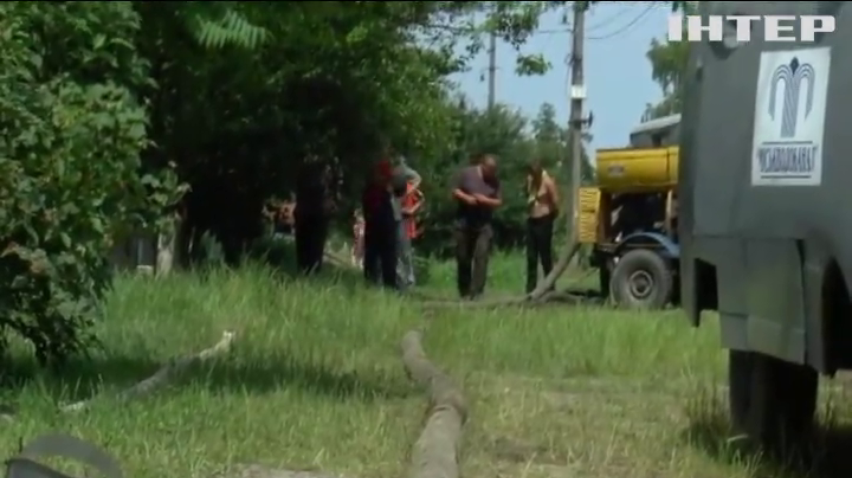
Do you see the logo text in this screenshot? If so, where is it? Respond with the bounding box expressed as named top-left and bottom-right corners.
top-left (668, 15), bottom-right (835, 42)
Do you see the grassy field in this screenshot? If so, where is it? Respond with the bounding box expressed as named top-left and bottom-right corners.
top-left (1, 252), bottom-right (852, 478)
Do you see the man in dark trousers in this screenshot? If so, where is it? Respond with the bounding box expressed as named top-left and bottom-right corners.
top-left (295, 160), bottom-right (332, 275)
top-left (362, 160), bottom-right (398, 288)
top-left (451, 153), bottom-right (502, 299)
top-left (525, 159), bottom-right (560, 293)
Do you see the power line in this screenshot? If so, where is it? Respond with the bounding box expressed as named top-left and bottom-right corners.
top-left (424, 2), bottom-right (659, 39)
top-left (530, 3), bottom-right (660, 40)
top-left (586, 4), bottom-right (655, 40)
top-left (535, 27), bottom-right (571, 35)
top-left (586, 6), bottom-right (633, 33)
top-left (460, 4), bottom-right (660, 78)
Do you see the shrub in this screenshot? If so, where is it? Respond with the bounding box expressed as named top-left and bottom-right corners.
top-left (0, 3), bottom-right (181, 365)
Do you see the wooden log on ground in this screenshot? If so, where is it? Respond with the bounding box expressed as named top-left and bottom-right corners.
top-left (400, 329), bottom-right (468, 478)
top-left (414, 266), bottom-right (600, 310)
top-left (416, 288), bottom-right (601, 310)
top-left (61, 330), bottom-right (236, 413)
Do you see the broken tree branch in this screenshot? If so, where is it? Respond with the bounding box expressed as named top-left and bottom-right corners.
top-left (401, 329), bottom-right (467, 478)
top-left (61, 330), bottom-right (236, 413)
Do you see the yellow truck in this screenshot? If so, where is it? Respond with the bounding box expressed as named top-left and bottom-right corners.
top-left (578, 114), bottom-right (680, 309)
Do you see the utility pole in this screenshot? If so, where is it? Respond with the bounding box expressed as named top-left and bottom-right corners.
top-left (566, 2), bottom-right (586, 245)
top-left (528, 0), bottom-right (588, 300)
top-left (487, 31), bottom-right (497, 110)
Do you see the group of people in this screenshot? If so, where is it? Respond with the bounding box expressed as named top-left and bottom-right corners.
top-left (354, 155), bottom-right (424, 290)
top-left (355, 151), bottom-right (561, 299)
top-left (272, 151), bottom-right (561, 299)
top-left (450, 154), bottom-right (560, 299)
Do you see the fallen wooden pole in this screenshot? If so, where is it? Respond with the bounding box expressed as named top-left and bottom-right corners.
top-left (62, 330), bottom-right (236, 413)
top-left (414, 268), bottom-right (600, 310)
top-left (400, 329), bottom-right (468, 478)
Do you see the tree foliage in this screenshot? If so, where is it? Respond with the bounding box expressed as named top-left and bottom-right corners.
top-left (0, 2), bottom-right (180, 364)
top-left (642, 3), bottom-right (693, 120)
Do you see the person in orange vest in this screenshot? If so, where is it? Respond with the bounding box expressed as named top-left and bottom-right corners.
top-left (398, 179), bottom-right (423, 286)
top-left (391, 155), bottom-right (422, 289)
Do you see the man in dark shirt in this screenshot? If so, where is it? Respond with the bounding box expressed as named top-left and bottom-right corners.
top-left (295, 160), bottom-right (333, 275)
top-left (362, 159), bottom-right (398, 288)
top-left (451, 153), bottom-right (502, 299)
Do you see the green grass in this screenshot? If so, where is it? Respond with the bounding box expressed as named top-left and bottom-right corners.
top-left (1, 253), bottom-right (852, 478)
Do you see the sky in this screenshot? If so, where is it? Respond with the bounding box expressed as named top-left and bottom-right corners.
top-left (451, 3), bottom-right (672, 154)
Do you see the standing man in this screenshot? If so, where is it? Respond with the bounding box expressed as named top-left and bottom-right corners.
top-left (525, 159), bottom-right (560, 293)
top-left (362, 160), bottom-right (397, 288)
top-left (392, 156), bottom-right (422, 289)
top-left (451, 153), bottom-right (502, 299)
top-left (295, 159), bottom-right (333, 275)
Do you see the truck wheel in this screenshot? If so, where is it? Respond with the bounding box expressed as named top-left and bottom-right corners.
top-left (728, 350), bottom-right (752, 431)
top-left (728, 350), bottom-right (818, 457)
top-left (610, 249), bottom-right (673, 309)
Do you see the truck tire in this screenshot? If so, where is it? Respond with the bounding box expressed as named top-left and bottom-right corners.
top-left (728, 350), bottom-right (752, 431)
top-left (728, 350), bottom-right (818, 457)
top-left (610, 249), bottom-right (673, 309)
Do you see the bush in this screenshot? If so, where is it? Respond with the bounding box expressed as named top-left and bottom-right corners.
top-left (0, 3), bottom-right (181, 365)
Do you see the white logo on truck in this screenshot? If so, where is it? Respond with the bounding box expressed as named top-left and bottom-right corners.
top-left (751, 47), bottom-right (830, 186)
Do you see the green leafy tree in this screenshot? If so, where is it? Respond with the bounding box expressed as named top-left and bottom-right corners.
top-left (530, 103), bottom-right (594, 184)
top-left (642, 3), bottom-right (693, 120)
top-left (133, 2), bottom-right (474, 261)
top-left (0, 2), bottom-right (181, 364)
top-left (643, 39), bottom-right (689, 120)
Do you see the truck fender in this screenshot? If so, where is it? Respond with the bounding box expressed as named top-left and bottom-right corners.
top-left (614, 232), bottom-right (680, 260)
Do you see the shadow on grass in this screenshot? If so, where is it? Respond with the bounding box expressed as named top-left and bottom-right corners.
top-left (191, 355), bottom-right (414, 400)
top-left (0, 239), bottom-right (413, 408)
top-left (1, 349), bottom-right (414, 409)
top-left (683, 386), bottom-right (852, 478)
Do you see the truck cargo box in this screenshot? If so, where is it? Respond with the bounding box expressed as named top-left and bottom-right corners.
top-left (595, 146), bottom-right (679, 192)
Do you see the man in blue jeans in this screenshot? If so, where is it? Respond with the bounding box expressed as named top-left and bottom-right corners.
top-left (391, 156), bottom-right (421, 289)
